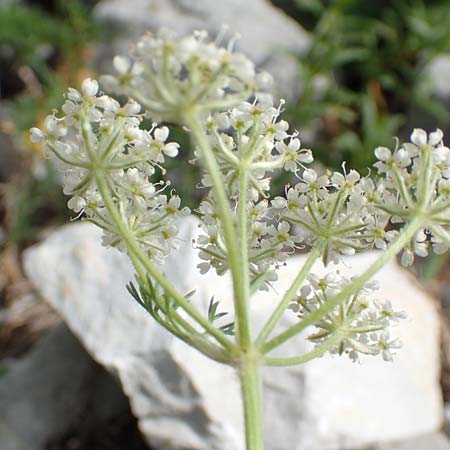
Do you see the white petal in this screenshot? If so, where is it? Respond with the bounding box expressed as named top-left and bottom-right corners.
top-left (81, 78), bottom-right (99, 97)
top-left (163, 143), bottom-right (179, 157)
top-left (401, 249), bottom-right (414, 267)
top-left (428, 129), bottom-right (443, 146)
top-left (331, 172), bottom-right (345, 185)
top-left (133, 196), bottom-right (147, 212)
top-left (303, 168), bottom-right (317, 184)
top-left (288, 138), bottom-right (301, 151)
top-left (298, 151), bottom-right (313, 164)
top-left (410, 128), bottom-right (427, 147)
top-left (374, 146), bottom-right (391, 161)
top-left (382, 350), bottom-right (393, 362)
top-left (113, 55), bottom-right (131, 74)
top-left (126, 168), bottom-right (140, 184)
top-left (30, 127), bottom-right (44, 143)
top-left (415, 229), bottom-right (427, 242)
top-left (271, 197), bottom-right (286, 208)
top-left (215, 113), bottom-right (231, 129)
top-left (154, 126), bottom-right (169, 142)
top-left (278, 221), bottom-right (290, 233)
top-left (67, 88), bottom-right (82, 102)
top-left (67, 196), bottom-right (86, 212)
top-left (394, 148), bottom-right (410, 166)
top-left (44, 115), bottom-right (58, 133)
top-left (347, 169), bottom-right (360, 183)
top-left (123, 101), bottom-right (141, 116)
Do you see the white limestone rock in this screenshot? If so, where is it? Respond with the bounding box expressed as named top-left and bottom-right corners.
top-left (372, 432), bottom-right (450, 450)
top-left (23, 219), bottom-right (443, 450)
top-left (94, 0), bottom-right (310, 98)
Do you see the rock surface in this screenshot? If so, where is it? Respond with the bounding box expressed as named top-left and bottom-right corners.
top-left (23, 220), bottom-right (443, 450)
top-left (0, 324), bottom-right (129, 450)
top-left (371, 432), bottom-right (450, 450)
top-left (427, 55), bottom-right (450, 98)
top-left (94, 0), bottom-right (310, 98)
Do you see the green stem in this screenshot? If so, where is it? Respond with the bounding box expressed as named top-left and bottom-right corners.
top-left (264, 331), bottom-right (343, 367)
top-left (128, 89), bottom-right (170, 113)
top-left (239, 360), bottom-right (264, 450)
top-left (417, 145), bottom-right (432, 205)
top-left (237, 166), bottom-right (252, 346)
top-left (184, 113), bottom-right (252, 349)
top-left (47, 143), bottom-right (90, 168)
top-left (255, 241), bottom-right (325, 348)
top-left (261, 215), bottom-right (423, 354)
top-left (391, 163), bottom-right (413, 208)
top-left (144, 67), bottom-right (176, 105)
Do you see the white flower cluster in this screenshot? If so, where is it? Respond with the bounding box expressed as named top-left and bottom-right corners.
top-left (272, 167), bottom-right (392, 265)
top-left (101, 28), bottom-right (273, 121)
top-left (373, 128), bottom-right (450, 266)
top-left (30, 78), bottom-right (189, 261)
top-left (203, 100), bottom-right (313, 195)
top-left (197, 197), bottom-right (302, 284)
top-left (195, 99), bottom-right (312, 285)
top-left (290, 272), bottom-right (406, 362)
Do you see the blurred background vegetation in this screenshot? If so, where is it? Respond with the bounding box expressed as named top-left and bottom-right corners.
top-left (273, 0), bottom-right (450, 171)
top-left (0, 0), bottom-right (103, 250)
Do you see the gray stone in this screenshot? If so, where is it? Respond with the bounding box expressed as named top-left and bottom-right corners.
top-left (427, 55), bottom-right (450, 98)
top-left (23, 220), bottom-right (443, 450)
top-left (369, 432), bottom-right (450, 450)
top-left (94, 0), bottom-right (310, 98)
top-left (0, 324), bottom-right (129, 450)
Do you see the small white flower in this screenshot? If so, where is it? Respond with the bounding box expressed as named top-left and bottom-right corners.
top-left (113, 55), bottom-right (131, 74)
top-left (122, 100), bottom-right (141, 116)
top-left (303, 168), bottom-right (317, 184)
top-left (30, 127), bottom-right (45, 143)
top-left (429, 129), bottom-right (443, 146)
top-left (67, 196), bottom-right (87, 213)
top-left (81, 78), bottom-right (99, 97)
top-left (394, 148), bottom-right (410, 167)
top-left (410, 128), bottom-right (427, 147)
top-left (374, 146), bottom-right (391, 161)
top-left (163, 142), bottom-right (179, 157)
top-left (401, 249), bottom-right (414, 267)
top-left (67, 88), bottom-right (82, 102)
top-left (44, 115), bottom-right (65, 136)
top-left (271, 197), bottom-right (287, 209)
top-left (154, 126), bottom-right (170, 142)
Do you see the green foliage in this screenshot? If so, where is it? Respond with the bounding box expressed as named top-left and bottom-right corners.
top-left (127, 276), bottom-right (196, 344)
top-left (0, 364), bottom-right (8, 378)
top-left (0, 2), bottom-right (101, 247)
top-left (280, 0), bottom-right (450, 171)
top-left (128, 275), bottom-right (236, 342)
top-left (0, 2), bottom-right (96, 60)
top-left (6, 160), bottom-right (70, 244)
top-left (1, 1), bottom-right (101, 131)
top-left (207, 298), bottom-right (235, 336)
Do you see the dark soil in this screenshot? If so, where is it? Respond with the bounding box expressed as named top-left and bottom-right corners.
top-left (46, 412), bottom-right (152, 450)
